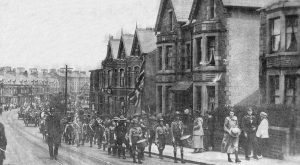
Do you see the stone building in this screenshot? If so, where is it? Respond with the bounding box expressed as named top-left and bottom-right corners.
top-left (90, 28), bottom-right (157, 116)
top-left (155, 0), bottom-right (272, 115)
top-left (259, 0), bottom-right (300, 107)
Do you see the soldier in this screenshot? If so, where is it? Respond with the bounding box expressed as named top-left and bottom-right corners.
top-left (86, 116), bottom-right (95, 147)
top-left (93, 116), bottom-right (105, 149)
top-left (147, 115), bottom-right (157, 158)
top-left (103, 118), bottom-right (111, 151)
top-left (139, 117), bottom-right (147, 160)
top-left (242, 108), bottom-right (259, 160)
top-left (73, 116), bottom-right (84, 147)
top-left (45, 107), bottom-right (61, 160)
top-left (107, 118), bottom-right (117, 155)
top-left (171, 111), bottom-right (185, 163)
top-left (0, 121), bottom-right (7, 165)
top-left (115, 115), bottom-right (127, 159)
top-left (129, 116), bottom-right (143, 164)
top-left (155, 117), bottom-right (168, 159)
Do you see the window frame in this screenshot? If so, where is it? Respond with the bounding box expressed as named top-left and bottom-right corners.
top-left (270, 17), bottom-right (281, 53)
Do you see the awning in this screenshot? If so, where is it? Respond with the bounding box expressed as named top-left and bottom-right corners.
top-left (170, 81), bottom-right (192, 91)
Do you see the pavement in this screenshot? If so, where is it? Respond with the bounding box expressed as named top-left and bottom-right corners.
top-left (145, 143), bottom-right (300, 165)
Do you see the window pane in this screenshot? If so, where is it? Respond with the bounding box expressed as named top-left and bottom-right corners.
top-left (207, 86), bottom-right (215, 112)
top-left (286, 16), bottom-right (298, 51)
top-left (271, 18), bottom-right (281, 52)
top-left (158, 47), bottom-right (162, 70)
top-left (285, 75), bottom-right (296, 105)
top-left (207, 36), bottom-right (216, 66)
top-left (197, 38), bottom-right (202, 64)
top-left (269, 75), bottom-right (280, 104)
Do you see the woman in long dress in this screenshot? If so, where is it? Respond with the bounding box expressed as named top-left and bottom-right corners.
top-left (221, 110), bottom-right (241, 163)
top-left (192, 111), bottom-right (204, 152)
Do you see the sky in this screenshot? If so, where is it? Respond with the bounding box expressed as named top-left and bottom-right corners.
top-left (0, 0), bottom-right (160, 71)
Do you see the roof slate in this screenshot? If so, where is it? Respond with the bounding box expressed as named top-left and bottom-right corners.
top-left (222, 0), bottom-right (277, 8)
top-left (121, 34), bottom-right (134, 57)
top-left (109, 39), bottom-right (120, 59)
top-left (136, 29), bottom-right (157, 54)
top-left (171, 0), bottom-right (194, 22)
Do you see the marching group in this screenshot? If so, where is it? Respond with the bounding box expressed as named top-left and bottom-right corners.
top-left (42, 108), bottom-right (190, 164)
top-left (41, 107), bottom-right (271, 164)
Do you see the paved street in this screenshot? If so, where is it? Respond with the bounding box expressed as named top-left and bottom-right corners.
top-left (0, 109), bottom-right (195, 165)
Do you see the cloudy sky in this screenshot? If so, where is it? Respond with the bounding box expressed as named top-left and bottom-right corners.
top-left (0, 0), bottom-right (160, 71)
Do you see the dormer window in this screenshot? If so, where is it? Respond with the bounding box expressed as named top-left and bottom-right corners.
top-left (169, 10), bottom-right (173, 31)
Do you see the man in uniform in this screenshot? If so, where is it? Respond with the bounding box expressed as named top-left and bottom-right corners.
top-left (45, 107), bottom-right (61, 160)
top-left (155, 117), bottom-right (168, 159)
top-left (0, 121), bottom-right (7, 165)
top-left (93, 116), bottom-right (104, 149)
top-left (242, 108), bottom-right (258, 160)
top-left (107, 118), bottom-right (117, 155)
top-left (147, 115), bottom-right (157, 157)
top-left (115, 115), bottom-right (127, 159)
top-left (171, 111), bottom-right (185, 163)
top-left (86, 116), bottom-right (95, 147)
top-left (129, 116), bottom-right (143, 164)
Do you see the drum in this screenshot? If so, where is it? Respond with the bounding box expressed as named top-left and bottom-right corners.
top-left (137, 139), bottom-right (148, 148)
top-left (180, 135), bottom-right (191, 141)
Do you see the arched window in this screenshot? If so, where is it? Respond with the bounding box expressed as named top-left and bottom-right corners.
top-left (120, 69), bottom-right (125, 87)
top-left (127, 67), bottom-right (132, 87)
top-left (107, 70), bottom-right (113, 86)
top-left (134, 66), bottom-right (140, 83)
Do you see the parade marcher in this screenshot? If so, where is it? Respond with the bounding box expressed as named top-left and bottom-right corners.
top-left (147, 115), bottom-right (157, 157)
top-left (256, 112), bottom-right (269, 159)
top-left (82, 118), bottom-right (88, 145)
top-left (93, 116), bottom-right (105, 149)
top-left (221, 110), bottom-right (241, 163)
top-left (242, 108), bottom-right (258, 160)
top-left (192, 111), bottom-right (204, 153)
top-left (155, 117), bottom-right (168, 159)
top-left (63, 116), bottom-right (75, 145)
top-left (0, 122), bottom-right (7, 165)
top-left (139, 117), bottom-right (147, 160)
top-left (107, 118), bottom-right (117, 155)
top-left (129, 116), bottom-right (143, 164)
top-left (115, 115), bottom-right (127, 159)
top-left (45, 107), bottom-right (62, 160)
top-left (85, 116), bottom-right (95, 147)
top-left (73, 116), bottom-right (84, 147)
top-left (103, 118), bottom-right (111, 151)
top-left (170, 111), bottom-right (185, 163)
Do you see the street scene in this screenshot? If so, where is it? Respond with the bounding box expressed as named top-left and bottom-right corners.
top-left (0, 0), bottom-right (300, 165)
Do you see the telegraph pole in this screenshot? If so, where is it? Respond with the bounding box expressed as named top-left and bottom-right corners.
top-left (60, 65), bottom-right (73, 114)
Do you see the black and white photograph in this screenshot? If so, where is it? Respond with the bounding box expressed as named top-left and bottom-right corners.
top-left (0, 0), bottom-right (299, 164)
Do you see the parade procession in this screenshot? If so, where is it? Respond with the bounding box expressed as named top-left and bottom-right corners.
top-left (1, 0), bottom-right (300, 165)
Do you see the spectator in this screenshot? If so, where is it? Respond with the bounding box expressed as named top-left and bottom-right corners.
top-left (192, 111), bottom-right (204, 153)
top-left (242, 107), bottom-right (259, 160)
top-left (256, 112), bottom-right (269, 159)
top-left (0, 122), bottom-right (7, 165)
top-left (221, 110), bottom-right (241, 163)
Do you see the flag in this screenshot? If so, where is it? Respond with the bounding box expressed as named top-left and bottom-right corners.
top-left (129, 57), bottom-right (145, 107)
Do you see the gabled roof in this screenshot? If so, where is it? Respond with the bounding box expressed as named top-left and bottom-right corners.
top-left (155, 0), bottom-right (194, 31)
top-left (189, 0), bottom-right (277, 20)
top-left (118, 34), bottom-right (134, 58)
top-left (261, 0), bottom-right (300, 11)
top-left (132, 28), bottom-right (157, 54)
top-left (222, 0), bottom-right (277, 8)
top-left (108, 38), bottom-right (120, 59)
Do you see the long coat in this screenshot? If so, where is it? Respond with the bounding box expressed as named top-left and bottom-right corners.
top-left (0, 122), bottom-right (7, 160)
top-left (45, 114), bottom-right (62, 145)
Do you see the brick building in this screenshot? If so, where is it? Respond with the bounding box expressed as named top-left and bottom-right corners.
top-left (259, 0), bottom-right (300, 107)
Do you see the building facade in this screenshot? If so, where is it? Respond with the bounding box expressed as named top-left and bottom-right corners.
top-left (155, 0), bottom-right (271, 115)
top-left (90, 28), bottom-right (157, 116)
top-left (259, 0), bottom-right (300, 107)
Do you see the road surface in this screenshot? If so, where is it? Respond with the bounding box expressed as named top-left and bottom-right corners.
top-left (0, 109), bottom-right (195, 165)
